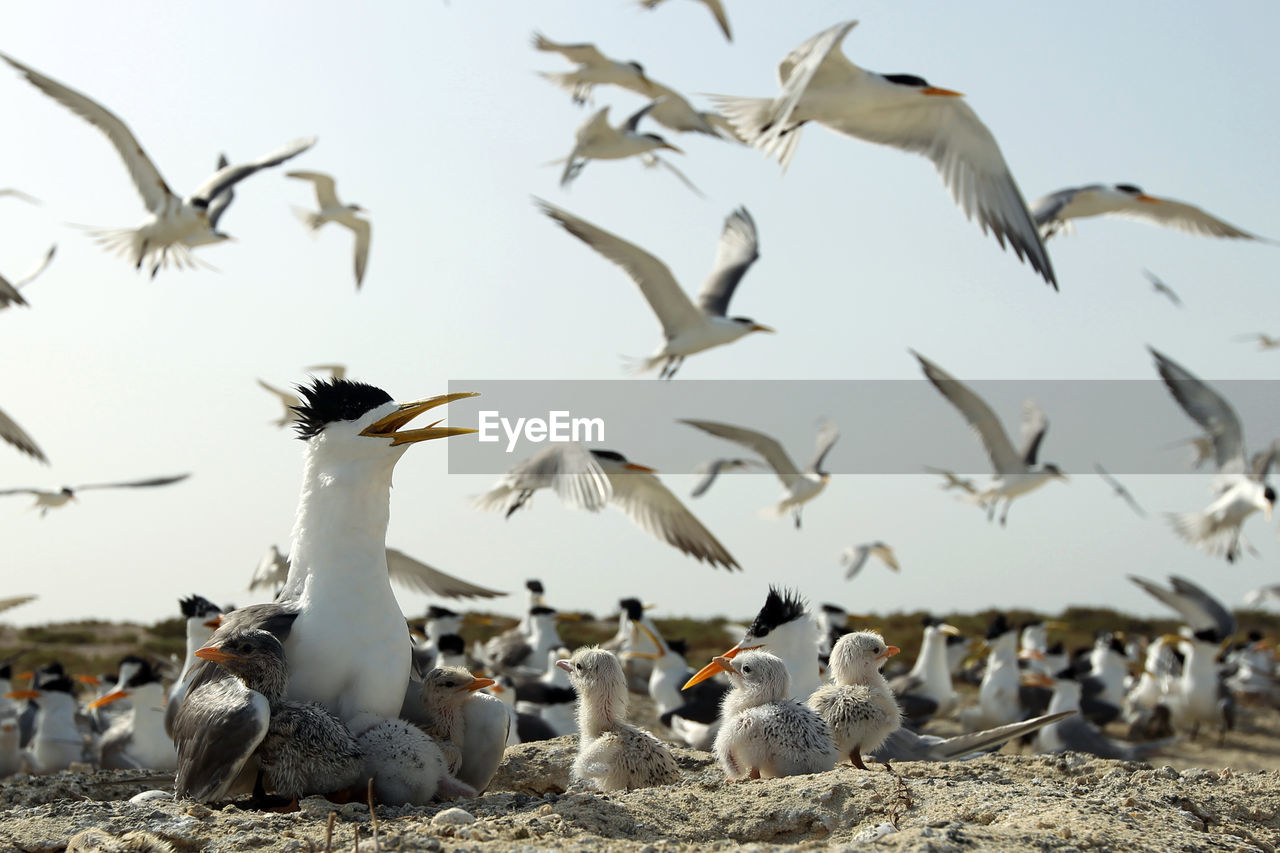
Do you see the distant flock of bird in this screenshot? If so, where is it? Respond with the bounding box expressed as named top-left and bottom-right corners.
top-left (1, 5), bottom-right (1278, 811)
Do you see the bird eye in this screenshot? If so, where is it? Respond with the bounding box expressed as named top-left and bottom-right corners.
top-left (742, 666), bottom-right (751, 673)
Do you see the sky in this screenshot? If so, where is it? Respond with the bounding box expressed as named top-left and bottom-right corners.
top-left (1, 1), bottom-right (1279, 630)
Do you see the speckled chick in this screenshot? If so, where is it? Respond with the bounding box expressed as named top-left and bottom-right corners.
top-left (807, 631), bottom-right (902, 769)
top-left (714, 650), bottom-right (838, 780)
top-left (557, 647), bottom-right (679, 791)
top-left (415, 666), bottom-right (496, 773)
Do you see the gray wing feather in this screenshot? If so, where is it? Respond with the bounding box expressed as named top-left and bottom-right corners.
top-left (872, 711), bottom-right (1073, 762)
top-left (1128, 574), bottom-right (1235, 637)
top-left (75, 473), bottom-right (191, 491)
top-left (695, 208), bottom-right (759, 316)
top-left (608, 469), bottom-right (739, 570)
top-left (1019, 400), bottom-right (1048, 466)
top-left (1149, 347), bottom-right (1246, 472)
top-left (914, 351), bottom-right (1023, 474)
top-left (385, 548), bottom-right (507, 600)
top-left (174, 679), bottom-right (269, 801)
top-left (206, 154), bottom-right (234, 229)
top-left (190, 137), bottom-right (317, 203)
top-left (0, 406), bottom-right (47, 463)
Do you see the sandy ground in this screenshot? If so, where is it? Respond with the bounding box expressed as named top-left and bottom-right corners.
top-left (3, 704), bottom-right (1280, 853)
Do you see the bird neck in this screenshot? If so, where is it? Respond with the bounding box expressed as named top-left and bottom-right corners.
top-left (910, 629), bottom-right (951, 685)
top-left (245, 660), bottom-right (290, 705)
top-left (1048, 682), bottom-right (1081, 715)
top-left (578, 683), bottom-right (627, 737)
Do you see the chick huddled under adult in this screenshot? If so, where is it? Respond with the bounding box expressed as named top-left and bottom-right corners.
top-left (557, 647), bottom-right (679, 791)
top-left (713, 649), bottom-right (838, 779)
top-left (807, 630), bottom-right (903, 769)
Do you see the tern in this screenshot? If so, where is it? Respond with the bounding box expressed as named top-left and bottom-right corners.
top-left (640, 0), bottom-right (733, 41)
top-left (1128, 574), bottom-right (1236, 640)
top-left (1093, 463), bottom-right (1146, 518)
top-left (1033, 183), bottom-right (1267, 241)
top-left (680, 418), bottom-right (838, 528)
top-left (1234, 333), bottom-right (1280, 351)
top-left (538, 201), bottom-right (772, 377)
top-left (0, 473), bottom-right (190, 517)
top-left (712, 20), bottom-right (1055, 288)
top-left (0, 245), bottom-right (55, 311)
top-left (839, 541), bottom-right (899, 580)
top-left (287, 171), bottom-right (370, 290)
top-left (923, 465), bottom-right (977, 495)
top-left (533, 32), bottom-right (658, 104)
top-left (0, 52), bottom-right (315, 276)
top-left (555, 104), bottom-right (688, 190)
top-left (1143, 270), bottom-right (1182, 307)
top-left (690, 458), bottom-right (764, 498)
top-left (1149, 347), bottom-right (1276, 561)
top-left (914, 351), bottom-right (1067, 525)
top-left (475, 442), bottom-right (739, 570)
top-left (0, 405), bottom-right (47, 464)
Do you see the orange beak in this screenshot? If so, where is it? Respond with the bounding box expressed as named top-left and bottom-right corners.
top-left (878, 645), bottom-right (901, 660)
top-left (4, 689), bottom-right (39, 700)
top-left (922, 86), bottom-right (964, 97)
top-left (87, 689), bottom-right (130, 710)
top-left (203, 616), bottom-right (223, 629)
top-left (460, 677), bottom-right (496, 693)
top-left (194, 646), bottom-right (237, 664)
top-left (624, 462), bottom-right (657, 472)
top-left (682, 644), bottom-right (763, 690)
top-left (1136, 194), bottom-right (1162, 203)
top-left (75, 674), bottom-right (102, 686)
top-left (358, 392), bottom-right (480, 446)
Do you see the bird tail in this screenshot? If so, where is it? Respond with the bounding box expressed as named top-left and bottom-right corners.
top-left (707, 95), bottom-right (803, 172)
top-left (1165, 511), bottom-right (1235, 557)
top-left (620, 354), bottom-right (666, 375)
top-left (291, 206), bottom-right (325, 232)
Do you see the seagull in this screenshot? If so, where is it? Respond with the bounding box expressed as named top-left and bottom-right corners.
top-left (0, 405), bottom-right (47, 464)
top-left (538, 201), bottom-right (772, 377)
top-left (839, 541), bottom-right (900, 580)
top-left (287, 171), bottom-right (371, 290)
top-left (913, 350), bottom-right (1067, 525)
top-left (711, 19), bottom-right (1055, 289)
top-left (1233, 333), bottom-right (1280, 351)
top-left (1143, 270), bottom-right (1182, 307)
top-left (0, 245), bottom-right (55, 311)
top-left (475, 442), bottom-right (739, 570)
top-left (555, 104), bottom-right (687, 190)
top-left (0, 188), bottom-right (40, 204)
top-left (1093, 464), bottom-right (1146, 517)
top-left (0, 52), bottom-right (315, 276)
top-left (923, 466), bottom-right (978, 494)
top-left (0, 473), bottom-right (190, 516)
top-left (680, 418), bottom-right (838, 528)
top-left (532, 32), bottom-right (657, 104)
top-left (640, 0), bottom-right (733, 41)
top-left (690, 458), bottom-right (764, 498)
top-left (1032, 183), bottom-right (1267, 241)
top-left (1149, 346), bottom-right (1276, 561)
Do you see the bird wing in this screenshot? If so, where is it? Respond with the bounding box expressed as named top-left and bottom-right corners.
top-left (0, 594), bottom-right (36, 614)
top-left (641, 154), bottom-right (705, 198)
top-left (873, 711), bottom-right (1075, 762)
top-left (623, 101), bottom-right (660, 133)
top-left (689, 458), bottom-right (764, 498)
top-left (1030, 186), bottom-right (1090, 236)
top-left (0, 51), bottom-right (175, 213)
top-left (1110, 194), bottom-right (1263, 240)
top-left (0, 406), bottom-right (47, 464)
top-left (350, 216), bottom-right (371, 288)
top-left (1149, 347), bottom-right (1246, 473)
top-left (1244, 584), bottom-right (1280, 607)
top-left (0, 274), bottom-right (24, 308)
top-left (74, 473), bottom-right (191, 491)
top-left (913, 351), bottom-right (1023, 475)
top-left (808, 418), bottom-right (840, 474)
top-left (247, 546), bottom-right (288, 592)
top-left (871, 543), bottom-right (900, 571)
top-left (1128, 574), bottom-right (1235, 637)
top-left (474, 443), bottom-right (612, 513)
top-left (174, 679), bottom-right (268, 802)
top-left (0, 487), bottom-right (45, 497)
top-left (536, 199), bottom-right (702, 339)
top-left (1142, 270), bottom-right (1181, 307)
top-left (698, 0), bottom-right (732, 40)
top-left (257, 378), bottom-right (300, 407)
top-left (695, 207), bottom-right (760, 317)
top-left (0, 188), bottom-right (40, 204)
top-left (531, 33), bottom-right (610, 68)
top-left (14, 245), bottom-right (56, 289)
top-left (285, 170), bottom-right (342, 209)
top-left (189, 137), bottom-right (316, 203)
top-left (205, 155), bottom-right (234, 229)
top-left (607, 468), bottom-right (740, 570)
top-left (384, 548), bottom-right (507, 600)
top-left (1093, 464), bottom-right (1146, 517)
top-left (679, 419), bottom-right (805, 488)
top-left (1251, 443), bottom-right (1276, 482)
top-left (841, 545), bottom-right (870, 579)
top-left (1018, 399), bottom-right (1048, 466)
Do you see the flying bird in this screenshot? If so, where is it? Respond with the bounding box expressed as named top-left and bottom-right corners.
top-left (556, 104), bottom-right (688, 190)
top-left (0, 52), bottom-right (315, 276)
top-left (923, 466), bottom-right (978, 495)
top-left (1150, 347), bottom-right (1276, 561)
top-left (475, 442), bottom-right (739, 570)
top-left (533, 33), bottom-right (658, 104)
top-left (1032, 184), bottom-right (1267, 241)
top-left (1129, 574), bottom-right (1236, 639)
top-left (0, 473), bottom-right (190, 516)
top-left (538, 201), bottom-right (771, 378)
top-left (711, 19), bottom-right (1055, 289)
top-left (913, 351), bottom-right (1067, 525)
top-left (840, 542), bottom-right (900, 580)
top-left (287, 171), bottom-right (370, 290)
top-left (1143, 270), bottom-right (1181, 307)
top-left (680, 418), bottom-right (838, 528)
top-left (0, 245), bottom-right (55, 311)
top-left (1092, 464), bottom-right (1146, 518)
top-left (1234, 333), bottom-right (1280, 351)
top-left (690, 458), bottom-right (765, 498)
top-left (0, 405), bottom-right (47, 463)
top-left (640, 0), bottom-right (733, 42)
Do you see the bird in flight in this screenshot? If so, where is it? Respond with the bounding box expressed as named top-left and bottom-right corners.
top-left (1092, 463), bottom-right (1146, 518)
top-left (0, 473), bottom-right (191, 517)
top-left (287, 171), bottom-right (371, 290)
top-left (1142, 270), bottom-right (1181, 307)
top-left (639, 0), bottom-right (733, 42)
top-left (840, 542), bottom-right (900, 580)
top-left (0, 245), bottom-right (55, 311)
top-left (1033, 183), bottom-right (1267, 242)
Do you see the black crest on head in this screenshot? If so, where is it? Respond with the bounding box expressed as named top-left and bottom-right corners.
top-left (1193, 628), bottom-right (1225, 644)
top-left (619, 598), bottom-right (644, 621)
top-left (985, 613), bottom-right (1011, 641)
top-left (40, 674), bottom-right (73, 694)
top-left (590, 450), bottom-right (626, 464)
top-left (437, 634), bottom-right (465, 655)
top-left (821, 603), bottom-right (846, 615)
top-left (884, 73), bottom-right (929, 88)
top-left (292, 377), bottom-right (393, 441)
top-left (922, 615), bottom-right (942, 628)
top-left (179, 594), bottom-right (219, 619)
top-left (667, 638), bottom-right (688, 658)
top-left (1115, 183), bottom-right (1144, 195)
top-left (530, 606), bottom-right (557, 617)
top-left (526, 580), bottom-right (544, 594)
top-left (0, 662), bottom-right (9, 680)
top-left (427, 605), bottom-right (458, 620)
top-left (747, 586), bottom-right (807, 639)
top-left (119, 655), bottom-right (159, 687)
top-left (1265, 486), bottom-right (1276, 504)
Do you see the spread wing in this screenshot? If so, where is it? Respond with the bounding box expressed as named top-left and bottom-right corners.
top-left (914, 351), bottom-right (1023, 474)
top-left (474, 443), bottom-right (612, 514)
top-left (74, 473), bottom-right (191, 491)
top-left (695, 207), bottom-right (760, 317)
top-left (189, 137), bottom-right (316, 203)
top-left (679, 419), bottom-right (805, 488)
top-left (385, 548), bottom-right (507, 599)
top-left (1019, 400), bottom-right (1048, 466)
top-left (285, 170), bottom-right (342, 208)
top-left (1149, 347), bottom-right (1246, 473)
top-left (0, 405), bottom-right (47, 463)
top-left (608, 469), bottom-right (739, 570)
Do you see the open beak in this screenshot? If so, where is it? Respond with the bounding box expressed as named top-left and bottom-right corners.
top-left (750, 323), bottom-right (775, 334)
top-left (877, 645), bottom-right (901, 660)
top-left (87, 689), bottom-right (130, 710)
top-left (460, 676), bottom-right (496, 693)
top-left (194, 646), bottom-right (238, 664)
top-left (682, 643), bottom-right (762, 690)
top-left (203, 616), bottom-right (223, 629)
top-left (359, 392), bottom-right (480, 446)
top-left (4, 689), bottom-right (39, 700)
top-left (634, 621), bottom-right (666, 657)
top-left (922, 86), bottom-right (964, 97)
top-left (555, 659), bottom-right (573, 674)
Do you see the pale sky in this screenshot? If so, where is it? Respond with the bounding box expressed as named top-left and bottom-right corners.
top-left (1, 2), bottom-right (1278, 629)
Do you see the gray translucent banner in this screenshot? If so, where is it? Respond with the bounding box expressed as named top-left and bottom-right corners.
top-left (444, 380), bottom-right (1279, 475)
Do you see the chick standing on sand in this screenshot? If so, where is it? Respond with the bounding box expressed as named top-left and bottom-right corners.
top-left (557, 647), bottom-right (680, 791)
top-left (713, 650), bottom-right (838, 779)
top-left (808, 631), bottom-right (903, 769)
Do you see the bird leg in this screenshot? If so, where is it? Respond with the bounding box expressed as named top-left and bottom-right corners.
top-left (999, 501), bottom-right (1011, 527)
top-left (794, 509), bottom-right (802, 530)
top-left (747, 767), bottom-right (761, 780)
top-left (247, 770), bottom-right (296, 811)
top-left (849, 746), bottom-right (869, 771)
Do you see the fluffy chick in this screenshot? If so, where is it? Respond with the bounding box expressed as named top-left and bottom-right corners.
top-left (808, 631), bottom-right (902, 769)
